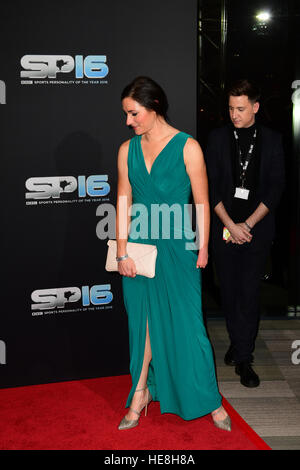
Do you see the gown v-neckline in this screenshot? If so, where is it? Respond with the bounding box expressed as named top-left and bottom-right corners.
top-left (139, 132), bottom-right (182, 176)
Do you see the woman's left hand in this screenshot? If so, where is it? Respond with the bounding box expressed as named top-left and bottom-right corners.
top-left (196, 247), bottom-right (209, 269)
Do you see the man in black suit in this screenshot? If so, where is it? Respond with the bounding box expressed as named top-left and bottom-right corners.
top-left (205, 79), bottom-right (285, 387)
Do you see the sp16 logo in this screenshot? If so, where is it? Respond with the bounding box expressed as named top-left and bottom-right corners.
top-left (31, 285), bottom-right (113, 311)
top-left (20, 55), bottom-right (109, 79)
top-left (25, 175), bottom-right (110, 200)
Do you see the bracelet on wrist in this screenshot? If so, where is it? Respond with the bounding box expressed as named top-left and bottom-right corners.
top-left (244, 221), bottom-right (252, 231)
top-left (116, 254), bottom-right (128, 262)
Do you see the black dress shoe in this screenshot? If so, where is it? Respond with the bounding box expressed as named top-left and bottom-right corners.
top-left (224, 345), bottom-right (236, 366)
top-left (235, 362), bottom-right (260, 388)
top-left (224, 345), bottom-right (254, 367)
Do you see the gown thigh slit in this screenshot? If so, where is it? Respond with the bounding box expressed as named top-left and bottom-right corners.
top-left (123, 278), bottom-right (157, 408)
top-left (122, 132), bottom-right (223, 420)
top-left (135, 318), bottom-right (153, 391)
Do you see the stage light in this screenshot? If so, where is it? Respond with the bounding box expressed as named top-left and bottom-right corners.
top-left (252, 10), bottom-right (272, 35)
top-left (256, 11), bottom-right (271, 22)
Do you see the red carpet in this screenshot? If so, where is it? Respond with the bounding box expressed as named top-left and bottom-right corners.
top-left (0, 375), bottom-right (270, 450)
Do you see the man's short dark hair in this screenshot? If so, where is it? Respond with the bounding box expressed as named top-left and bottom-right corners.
top-left (228, 79), bottom-right (261, 103)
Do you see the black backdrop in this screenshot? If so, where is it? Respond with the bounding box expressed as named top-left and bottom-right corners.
top-left (0, 0), bottom-right (198, 388)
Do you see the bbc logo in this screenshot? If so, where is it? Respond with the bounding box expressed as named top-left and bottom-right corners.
top-left (0, 80), bottom-right (6, 104)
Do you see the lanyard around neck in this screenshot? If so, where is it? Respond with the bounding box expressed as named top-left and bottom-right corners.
top-left (233, 128), bottom-right (257, 188)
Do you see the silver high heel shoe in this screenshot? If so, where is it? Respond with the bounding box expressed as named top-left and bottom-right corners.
top-left (211, 406), bottom-right (232, 432)
top-left (118, 386), bottom-right (152, 430)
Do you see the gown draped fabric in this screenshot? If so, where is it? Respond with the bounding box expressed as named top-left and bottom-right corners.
top-left (122, 132), bottom-right (222, 420)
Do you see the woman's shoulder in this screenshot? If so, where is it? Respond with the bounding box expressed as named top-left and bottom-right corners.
top-left (170, 129), bottom-right (199, 149)
top-left (119, 138), bottom-right (131, 152)
top-left (119, 135), bottom-right (141, 152)
top-left (117, 139), bottom-right (131, 169)
top-left (172, 128), bottom-right (197, 144)
top-left (182, 135), bottom-right (202, 151)
top-left (118, 136), bottom-right (140, 168)
top-left (182, 135), bottom-right (204, 166)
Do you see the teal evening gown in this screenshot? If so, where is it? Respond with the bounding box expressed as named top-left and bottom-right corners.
top-left (122, 132), bottom-right (222, 420)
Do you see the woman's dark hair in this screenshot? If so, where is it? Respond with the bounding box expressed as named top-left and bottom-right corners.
top-left (228, 79), bottom-right (261, 103)
top-left (121, 76), bottom-right (169, 121)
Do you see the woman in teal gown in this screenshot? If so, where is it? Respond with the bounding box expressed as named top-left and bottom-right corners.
top-left (116, 76), bottom-right (231, 431)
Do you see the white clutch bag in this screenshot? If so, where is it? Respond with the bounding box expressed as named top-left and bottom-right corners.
top-left (105, 240), bottom-right (158, 278)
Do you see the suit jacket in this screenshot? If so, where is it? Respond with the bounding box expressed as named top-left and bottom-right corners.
top-left (205, 123), bottom-right (285, 250)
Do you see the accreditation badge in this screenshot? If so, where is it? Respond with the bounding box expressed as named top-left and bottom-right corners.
top-left (234, 187), bottom-right (249, 200)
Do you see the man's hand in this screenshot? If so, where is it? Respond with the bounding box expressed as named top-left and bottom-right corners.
top-left (226, 222), bottom-right (252, 244)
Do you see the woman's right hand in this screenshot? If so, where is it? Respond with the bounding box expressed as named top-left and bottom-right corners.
top-left (118, 257), bottom-right (137, 277)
